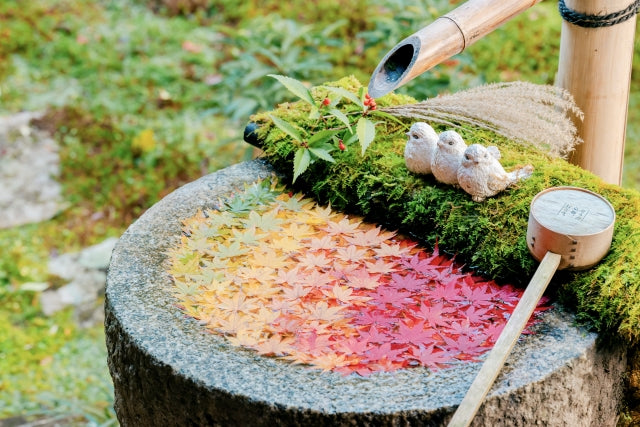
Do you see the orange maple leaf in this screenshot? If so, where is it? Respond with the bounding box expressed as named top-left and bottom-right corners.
top-left (306, 301), bottom-right (345, 322)
top-left (255, 334), bottom-right (294, 356)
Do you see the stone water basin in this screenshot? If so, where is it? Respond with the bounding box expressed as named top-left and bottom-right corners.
top-left (105, 159), bottom-right (625, 426)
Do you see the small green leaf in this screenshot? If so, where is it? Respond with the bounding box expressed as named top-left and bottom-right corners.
top-left (268, 74), bottom-right (315, 105)
top-left (308, 106), bottom-right (321, 120)
top-left (356, 117), bottom-right (376, 156)
top-left (308, 147), bottom-right (335, 163)
top-left (328, 108), bottom-right (352, 131)
top-left (325, 86), bottom-right (363, 107)
top-left (269, 114), bottom-right (304, 142)
top-left (308, 129), bottom-right (339, 145)
top-left (293, 147), bottom-right (311, 182)
top-left (341, 129), bottom-right (358, 145)
top-left (370, 110), bottom-right (406, 126)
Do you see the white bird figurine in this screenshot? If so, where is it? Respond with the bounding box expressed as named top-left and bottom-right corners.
top-left (457, 143), bottom-right (534, 202)
top-left (404, 122), bottom-right (438, 175)
top-left (431, 130), bottom-right (467, 186)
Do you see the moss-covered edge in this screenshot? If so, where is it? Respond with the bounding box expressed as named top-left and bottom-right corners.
top-left (247, 76), bottom-right (640, 345)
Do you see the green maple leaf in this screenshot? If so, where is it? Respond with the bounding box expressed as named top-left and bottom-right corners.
top-left (173, 280), bottom-right (201, 297)
top-left (243, 209), bottom-right (283, 231)
top-left (205, 210), bottom-right (240, 229)
top-left (231, 227), bottom-right (267, 246)
top-left (213, 241), bottom-right (250, 259)
top-left (186, 236), bottom-right (213, 252)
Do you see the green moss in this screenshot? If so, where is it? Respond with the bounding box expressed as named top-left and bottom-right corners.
top-left (250, 76), bottom-right (640, 345)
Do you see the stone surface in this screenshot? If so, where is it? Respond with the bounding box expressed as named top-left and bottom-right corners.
top-left (105, 159), bottom-right (627, 426)
top-left (0, 111), bottom-right (65, 229)
top-left (42, 237), bottom-right (119, 327)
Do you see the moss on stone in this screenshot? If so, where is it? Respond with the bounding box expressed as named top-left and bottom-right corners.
top-left (249, 76), bottom-right (640, 344)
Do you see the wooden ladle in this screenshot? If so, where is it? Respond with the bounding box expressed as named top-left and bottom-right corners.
top-left (447, 187), bottom-right (616, 427)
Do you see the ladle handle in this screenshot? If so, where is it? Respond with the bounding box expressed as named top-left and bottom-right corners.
top-left (447, 251), bottom-right (562, 427)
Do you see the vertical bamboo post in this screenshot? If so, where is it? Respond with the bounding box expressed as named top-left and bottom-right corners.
top-left (556, 0), bottom-right (637, 185)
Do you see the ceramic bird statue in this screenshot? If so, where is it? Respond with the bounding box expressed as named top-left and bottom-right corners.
top-left (431, 130), bottom-right (467, 186)
top-left (404, 122), bottom-right (439, 175)
top-left (457, 143), bottom-right (534, 202)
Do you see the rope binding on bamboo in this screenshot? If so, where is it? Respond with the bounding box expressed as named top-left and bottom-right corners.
top-left (558, 0), bottom-right (640, 28)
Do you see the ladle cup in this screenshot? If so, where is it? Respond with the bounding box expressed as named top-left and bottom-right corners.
top-left (447, 187), bottom-right (615, 427)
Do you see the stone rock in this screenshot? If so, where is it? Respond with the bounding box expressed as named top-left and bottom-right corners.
top-left (41, 237), bottom-right (118, 327)
top-left (0, 111), bottom-right (65, 229)
top-left (105, 160), bottom-right (627, 426)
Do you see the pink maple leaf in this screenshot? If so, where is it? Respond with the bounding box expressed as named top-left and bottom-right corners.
top-left (394, 320), bottom-right (437, 346)
top-left (359, 325), bottom-right (390, 344)
top-left (388, 272), bottom-right (427, 292)
top-left (352, 309), bottom-right (398, 329)
top-left (413, 301), bottom-right (456, 327)
top-left (446, 319), bottom-right (476, 336)
top-left (409, 344), bottom-right (456, 370)
top-left (429, 278), bottom-right (465, 302)
top-left (364, 342), bottom-right (406, 363)
top-left (371, 286), bottom-right (412, 307)
top-left (463, 305), bottom-right (492, 324)
top-left (335, 336), bottom-right (370, 355)
top-left (459, 279), bottom-right (499, 306)
top-left (442, 334), bottom-right (489, 359)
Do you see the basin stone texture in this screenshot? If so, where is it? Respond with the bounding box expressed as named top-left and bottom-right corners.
top-left (105, 159), bottom-right (626, 426)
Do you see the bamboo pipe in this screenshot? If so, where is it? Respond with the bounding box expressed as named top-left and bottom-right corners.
top-left (556, 0), bottom-right (637, 185)
top-left (368, 0), bottom-right (542, 99)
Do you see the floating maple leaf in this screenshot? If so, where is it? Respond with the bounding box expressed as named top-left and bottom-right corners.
top-left (413, 301), bottom-right (456, 327)
top-left (388, 272), bottom-right (427, 292)
top-left (395, 320), bottom-right (437, 346)
top-left (409, 344), bottom-right (455, 370)
top-left (255, 335), bottom-right (294, 356)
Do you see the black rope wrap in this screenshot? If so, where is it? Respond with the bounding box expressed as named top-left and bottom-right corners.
top-left (558, 0), bottom-right (640, 28)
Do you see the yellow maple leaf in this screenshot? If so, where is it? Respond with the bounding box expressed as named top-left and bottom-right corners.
top-left (250, 248), bottom-right (290, 268)
top-left (306, 301), bottom-right (345, 322)
top-left (311, 351), bottom-right (351, 371)
top-left (270, 236), bottom-right (303, 253)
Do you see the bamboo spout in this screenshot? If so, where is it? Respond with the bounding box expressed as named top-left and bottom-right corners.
top-left (368, 0), bottom-right (542, 98)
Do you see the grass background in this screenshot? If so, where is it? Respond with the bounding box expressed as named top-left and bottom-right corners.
top-left (0, 0), bottom-right (637, 424)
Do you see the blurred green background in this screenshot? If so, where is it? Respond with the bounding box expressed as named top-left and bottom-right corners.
top-left (0, 0), bottom-right (637, 424)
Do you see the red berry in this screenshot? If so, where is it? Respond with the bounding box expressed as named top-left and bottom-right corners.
top-left (322, 98), bottom-right (331, 106)
top-left (338, 140), bottom-right (346, 151)
top-left (363, 98), bottom-right (371, 106)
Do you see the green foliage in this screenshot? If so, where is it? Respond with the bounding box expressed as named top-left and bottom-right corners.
top-left (252, 76), bottom-right (640, 345)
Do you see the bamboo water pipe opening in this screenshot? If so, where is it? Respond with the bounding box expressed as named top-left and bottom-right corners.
top-left (368, 38), bottom-right (419, 99)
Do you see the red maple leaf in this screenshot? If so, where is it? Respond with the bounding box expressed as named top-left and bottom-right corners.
top-left (442, 334), bottom-right (489, 360)
top-left (401, 252), bottom-right (440, 273)
top-left (359, 325), bottom-right (389, 343)
top-left (413, 301), bottom-right (456, 327)
top-left (364, 342), bottom-right (406, 364)
top-left (387, 272), bottom-right (427, 292)
top-left (409, 344), bottom-right (455, 370)
top-left (352, 309), bottom-right (397, 328)
top-left (459, 278), bottom-right (499, 306)
top-left (462, 305), bottom-right (492, 324)
top-left (335, 336), bottom-right (370, 355)
top-left (429, 278), bottom-right (465, 302)
top-left (395, 320), bottom-right (437, 346)
top-left (370, 285), bottom-right (412, 307)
